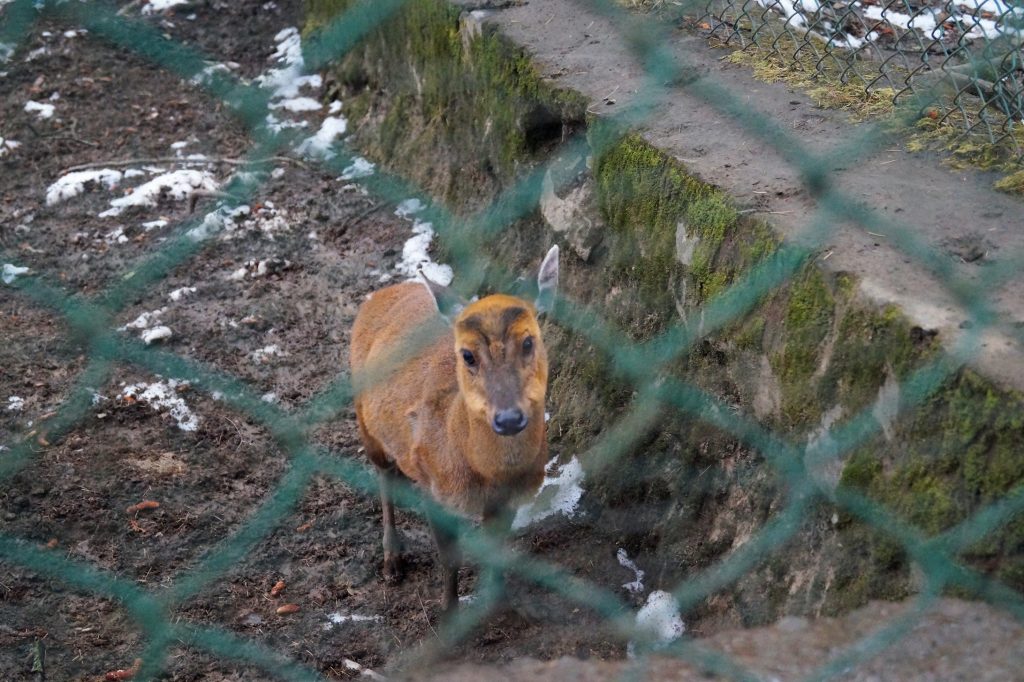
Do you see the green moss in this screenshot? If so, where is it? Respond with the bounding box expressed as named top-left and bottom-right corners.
top-left (593, 134), bottom-right (762, 313)
top-left (723, 41), bottom-right (897, 121)
top-left (772, 265), bottom-right (834, 429)
top-left (307, 0), bottom-right (586, 206)
top-left (834, 369), bottom-right (1024, 610)
top-left (994, 170), bottom-right (1024, 194)
top-left (734, 316), bottom-right (765, 352)
top-left (819, 304), bottom-right (921, 414)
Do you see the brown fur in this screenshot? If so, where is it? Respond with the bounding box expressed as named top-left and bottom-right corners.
top-left (351, 282), bottom-right (549, 514)
top-left (350, 279), bottom-right (552, 610)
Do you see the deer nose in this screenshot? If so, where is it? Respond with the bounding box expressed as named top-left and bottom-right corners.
top-left (492, 408), bottom-right (528, 436)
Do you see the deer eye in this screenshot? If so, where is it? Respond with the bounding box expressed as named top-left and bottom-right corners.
top-left (522, 337), bottom-right (534, 354)
top-left (461, 349), bottom-right (476, 367)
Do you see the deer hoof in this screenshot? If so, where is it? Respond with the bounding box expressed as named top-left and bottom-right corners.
top-left (383, 553), bottom-right (404, 585)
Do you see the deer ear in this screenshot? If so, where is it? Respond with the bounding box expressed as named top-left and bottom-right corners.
top-left (534, 245), bottom-right (559, 315)
top-left (419, 271), bottom-right (466, 321)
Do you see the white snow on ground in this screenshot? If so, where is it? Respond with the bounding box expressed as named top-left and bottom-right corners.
top-left (120, 308), bottom-right (166, 331)
top-left (265, 113), bottom-right (309, 134)
top-left (757, 0), bottom-right (1023, 49)
top-left (6, 396), bottom-right (24, 412)
top-left (168, 286), bottom-right (196, 302)
top-left (100, 169), bottom-right (219, 217)
top-left (142, 0), bottom-right (190, 14)
top-left (24, 100), bottom-right (55, 119)
top-left (256, 27), bottom-right (322, 100)
top-left (46, 169), bottom-right (123, 205)
top-left (617, 548), bottom-right (646, 594)
top-left (391, 198), bottom-right (453, 285)
top-left (394, 198), bottom-right (425, 218)
top-left (511, 455), bottom-right (586, 530)
top-left (324, 612), bottom-right (382, 630)
top-left (627, 590), bottom-right (686, 658)
top-left (861, 5), bottom-right (941, 34)
top-left (250, 344), bottom-right (285, 364)
top-left (213, 203), bottom-right (291, 241)
top-left (104, 227), bottom-right (129, 245)
top-left (141, 325), bottom-right (173, 344)
top-left (0, 137), bottom-right (20, 158)
top-left (143, 219), bottom-right (168, 231)
top-left (296, 115), bottom-right (347, 159)
top-left (397, 220), bottom-right (453, 286)
top-left (271, 96), bottom-right (322, 112)
top-left (119, 379), bottom-right (198, 431)
top-left (2, 263), bottom-right (30, 284)
top-left (340, 156), bottom-right (375, 180)
top-left (120, 308), bottom-right (175, 344)
top-left (191, 61), bottom-right (238, 87)
top-left (185, 204), bottom-right (253, 242)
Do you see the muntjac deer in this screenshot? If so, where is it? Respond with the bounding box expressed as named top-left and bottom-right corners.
top-left (349, 246), bottom-right (559, 612)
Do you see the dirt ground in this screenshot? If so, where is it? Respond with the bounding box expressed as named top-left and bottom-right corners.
top-left (0, 1), bottom-right (634, 679)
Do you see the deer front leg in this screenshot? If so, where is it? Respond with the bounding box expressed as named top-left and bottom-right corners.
top-left (478, 496), bottom-right (513, 606)
top-left (426, 512), bottom-right (460, 614)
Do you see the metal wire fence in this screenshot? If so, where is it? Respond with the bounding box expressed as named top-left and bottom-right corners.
top-left (1, 0), bottom-right (1023, 680)
top-left (699, 0), bottom-right (1024, 157)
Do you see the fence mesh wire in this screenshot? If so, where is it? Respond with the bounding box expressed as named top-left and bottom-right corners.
top-left (699, 0), bottom-right (1024, 158)
top-left (1, 0), bottom-right (1023, 679)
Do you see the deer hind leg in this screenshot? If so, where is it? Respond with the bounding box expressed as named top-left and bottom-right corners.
top-left (377, 462), bottom-right (405, 584)
top-left (357, 411), bottom-right (404, 584)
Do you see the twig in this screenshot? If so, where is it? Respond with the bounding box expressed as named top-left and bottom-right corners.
top-left (348, 200), bottom-right (394, 225)
top-left (62, 156), bottom-right (304, 174)
top-left (116, 0), bottom-right (144, 15)
top-left (416, 588), bottom-right (440, 641)
top-left (31, 638), bottom-right (45, 681)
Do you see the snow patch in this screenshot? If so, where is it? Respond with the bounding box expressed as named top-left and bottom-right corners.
top-left (24, 100), bottom-right (55, 119)
top-left (46, 169), bottom-right (122, 205)
top-left (119, 379), bottom-right (198, 431)
top-left (141, 325), bottom-right (173, 344)
top-left (296, 115), bottom-right (348, 159)
top-left (340, 156), bottom-right (375, 180)
top-left (256, 27), bottom-right (322, 100)
top-left (100, 169), bottom-right (218, 217)
top-left (168, 286), bottom-right (196, 302)
top-left (397, 220), bottom-right (454, 286)
top-left (0, 137), bottom-right (20, 158)
top-left (142, 0), bottom-right (190, 14)
top-left (2, 263), bottom-right (30, 284)
top-left (511, 456), bottom-right (585, 529)
top-left (6, 396), bottom-right (25, 412)
top-left (394, 198), bottom-right (425, 218)
top-left (617, 549), bottom-right (646, 594)
top-left (250, 344), bottom-right (286, 364)
top-left (324, 612), bottom-right (382, 630)
top-left (627, 591), bottom-right (685, 658)
top-left (271, 96), bottom-right (322, 112)
top-left (121, 308), bottom-right (166, 331)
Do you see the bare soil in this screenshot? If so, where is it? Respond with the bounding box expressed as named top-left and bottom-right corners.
top-left (0, 2), bottom-right (631, 679)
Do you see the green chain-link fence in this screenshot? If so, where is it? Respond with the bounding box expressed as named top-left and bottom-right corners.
top-left (699, 0), bottom-right (1024, 158)
top-left (1, 0), bottom-right (1024, 679)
